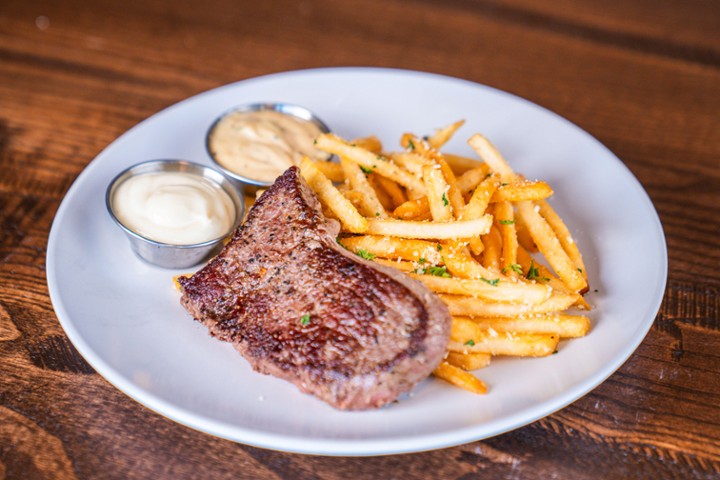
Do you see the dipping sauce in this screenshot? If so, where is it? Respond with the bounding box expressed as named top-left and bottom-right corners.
top-left (111, 171), bottom-right (236, 245)
top-left (208, 109), bottom-right (329, 183)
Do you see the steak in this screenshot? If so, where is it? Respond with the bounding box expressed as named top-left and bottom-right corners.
top-left (178, 166), bottom-right (451, 410)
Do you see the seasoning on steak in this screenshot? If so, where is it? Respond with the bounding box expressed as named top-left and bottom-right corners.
top-left (178, 166), bottom-right (451, 410)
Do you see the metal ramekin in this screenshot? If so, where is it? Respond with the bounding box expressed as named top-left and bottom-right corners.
top-left (205, 102), bottom-right (331, 193)
top-left (106, 159), bottom-right (244, 269)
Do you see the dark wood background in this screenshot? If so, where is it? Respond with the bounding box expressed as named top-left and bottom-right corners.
top-left (1, 0), bottom-right (718, 478)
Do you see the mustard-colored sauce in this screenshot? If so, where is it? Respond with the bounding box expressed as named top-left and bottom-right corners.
top-left (112, 172), bottom-right (235, 245)
top-left (209, 109), bottom-right (328, 183)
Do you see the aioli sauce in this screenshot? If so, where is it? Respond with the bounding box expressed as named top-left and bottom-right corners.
top-left (112, 172), bottom-right (235, 245)
top-left (209, 109), bottom-right (329, 183)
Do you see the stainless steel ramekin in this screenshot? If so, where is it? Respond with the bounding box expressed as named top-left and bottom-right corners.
top-left (106, 159), bottom-right (244, 269)
top-left (205, 102), bottom-right (331, 193)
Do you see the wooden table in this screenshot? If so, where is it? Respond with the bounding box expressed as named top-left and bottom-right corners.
top-left (1, 0), bottom-right (718, 478)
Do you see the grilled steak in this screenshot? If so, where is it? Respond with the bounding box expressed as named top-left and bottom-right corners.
top-left (178, 166), bottom-right (451, 410)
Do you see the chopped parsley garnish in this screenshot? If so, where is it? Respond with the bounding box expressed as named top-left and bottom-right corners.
top-left (480, 277), bottom-right (499, 286)
top-left (577, 267), bottom-right (584, 273)
top-left (464, 339), bottom-right (476, 346)
top-left (408, 139), bottom-right (415, 150)
top-left (509, 263), bottom-right (523, 275)
top-left (526, 260), bottom-right (540, 280)
top-left (300, 314), bottom-right (311, 326)
top-left (436, 244), bottom-right (442, 251)
top-left (415, 265), bottom-right (450, 277)
top-left (418, 257), bottom-right (427, 264)
top-left (357, 248), bottom-right (376, 260)
top-left (360, 165), bottom-right (374, 174)
top-left (427, 266), bottom-right (450, 278)
top-left (499, 219), bottom-right (515, 225)
top-left (526, 260), bottom-right (549, 282)
top-left (374, 212), bottom-right (380, 217)
top-left (500, 182), bottom-right (508, 187)
top-left (441, 192), bottom-right (449, 206)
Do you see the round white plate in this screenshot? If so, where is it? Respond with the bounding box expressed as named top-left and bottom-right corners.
top-left (47, 67), bottom-right (667, 456)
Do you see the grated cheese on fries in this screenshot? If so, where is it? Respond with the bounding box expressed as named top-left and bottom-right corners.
top-left (246, 122), bottom-right (592, 395)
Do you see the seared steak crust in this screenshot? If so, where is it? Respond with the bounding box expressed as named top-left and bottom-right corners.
top-left (179, 167), bottom-right (451, 410)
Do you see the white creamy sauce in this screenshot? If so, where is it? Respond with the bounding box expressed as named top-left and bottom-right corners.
top-left (209, 109), bottom-right (328, 183)
top-left (112, 172), bottom-right (235, 245)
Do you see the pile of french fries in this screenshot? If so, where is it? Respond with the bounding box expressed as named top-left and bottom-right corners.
top-left (276, 120), bottom-right (590, 394)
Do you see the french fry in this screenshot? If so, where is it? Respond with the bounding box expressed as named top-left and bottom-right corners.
top-left (457, 166), bottom-right (492, 195)
top-left (494, 201), bottom-right (518, 273)
top-left (422, 164), bottom-right (453, 222)
top-left (340, 157), bottom-right (388, 219)
top-left (449, 317), bottom-right (559, 356)
top-left (516, 200), bottom-right (587, 293)
top-left (366, 173), bottom-right (395, 211)
top-left (468, 237), bottom-right (485, 257)
top-left (340, 189), bottom-right (368, 215)
top-left (481, 221), bottom-right (502, 270)
top-left (439, 290), bottom-right (578, 317)
top-left (460, 174), bottom-right (499, 256)
top-left (339, 235), bottom-right (443, 264)
top-left (400, 133), bottom-right (426, 153)
top-left (243, 195), bottom-right (256, 221)
top-left (426, 120), bottom-right (465, 150)
top-left (437, 156), bottom-right (465, 218)
top-left (433, 361), bottom-right (487, 394)
top-left (442, 250), bottom-right (506, 283)
top-left (351, 135), bottom-right (383, 154)
top-left (373, 258), bottom-right (418, 273)
top-left (408, 273), bottom-right (551, 304)
top-left (299, 157), bottom-right (367, 233)
top-left (466, 314), bottom-right (591, 338)
top-left (443, 153), bottom-right (486, 175)
top-left (366, 216), bottom-right (492, 240)
top-left (393, 197), bottom-right (431, 220)
top-left (461, 174), bottom-right (500, 221)
top-left (514, 212), bottom-right (538, 253)
top-left (316, 133), bottom-right (426, 193)
top-left (172, 274), bottom-right (187, 291)
top-left (389, 152), bottom-right (431, 178)
top-left (405, 185), bottom-right (427, 201)
top-left (374, 175), bottom-right (407, 209)
top-left (311, 160), bottom-right (344, 182)
top-left (490, 180), bottom-right (553, 203)
top-left (536, 199), bottom-right (587, 283)
top-left (446, 351), bottom-right (491, 370)
top-left (468, 133), bottom-right (517, 181)
top-left (517, 247), bottom-right (591, 310)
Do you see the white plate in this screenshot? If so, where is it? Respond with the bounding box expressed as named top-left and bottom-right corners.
top-left (47, 67), bottom-right (667, 456)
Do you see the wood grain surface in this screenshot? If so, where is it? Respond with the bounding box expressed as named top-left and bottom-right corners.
top-left (1, 0), bottom-right (718, 478)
